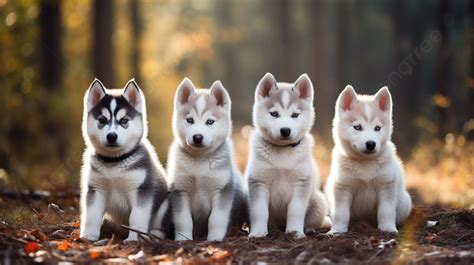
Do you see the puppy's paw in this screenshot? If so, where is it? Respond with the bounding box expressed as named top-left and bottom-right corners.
top-left (378, 225), bottom-right (398, 234)
top-left (286, 230), bottom-right (306, 239)
top-left (175, 233), bottom-right (193, 241)
top-left (321, 216), bottom-right (332, 229)
top-left (80, 233), bottom-right (100, 242)
top-left (248, 230), bottom-right (268, 238)
top-left (326, 228), bottom-right (347, 236)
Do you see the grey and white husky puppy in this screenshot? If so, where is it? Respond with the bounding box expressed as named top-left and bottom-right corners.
top-left (325, 85), bottom-right (412, 234)
top-left (245, 73), bottom-right (330, 238)
top-left (155, 78), bottom-right (248, 241)
top-left (80, 79), bottom-right (167, 241)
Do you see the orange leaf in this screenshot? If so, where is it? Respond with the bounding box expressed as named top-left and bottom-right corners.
top-left (57, 240), bottom-right (70, 251)
top-left (71, 221), bottom-right (80, 228)
top-left (24, 242), bottom-right (40, 254)
top-left (90, 251), bottom-right (101, 260)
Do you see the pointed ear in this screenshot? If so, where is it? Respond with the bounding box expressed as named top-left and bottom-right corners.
top-left (375, 86), bottom-right (392, 113)
top-left (123, 78), bottom-right (143, 112)
top-left (210, 80), bottom-right (230, 109)
top-left (337, 85), bottom-right (358, 112)
top-left (175, 77), bottom-right (195, 106)
top-left (85, 78), bottom-right (106, 111)
top-left (294, 73), bottom-right (313, 101)
top-left (256, 72), bottom-right (277, 101)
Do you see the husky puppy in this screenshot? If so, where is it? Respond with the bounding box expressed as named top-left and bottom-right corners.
top-left (326, 85), bottom-right (412, 234)
top-left (161, 78), bottom-right (248, 241)
top-left (80, 79), bottom-right (167, 241)
top-left (245, 73), bottom-right (330, 238)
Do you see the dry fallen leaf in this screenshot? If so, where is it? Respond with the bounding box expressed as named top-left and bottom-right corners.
top-left (57, 240), bottom-right (70, 251)
top-left (90, 251), bottom-right (101, 260)
top-left (24, 242), bottom-right (40, 254)
top-left (71, 221), bottom-right (81, 228)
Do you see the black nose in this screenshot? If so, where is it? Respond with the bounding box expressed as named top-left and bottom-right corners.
top-left (366, 141), bottom-right (376, 151)
top-left (280, 127), bottom-right (291, 138)
top-left (193, 134), bottom-right (204, 144)
top-left (107, 133), bottom-right (118, 143)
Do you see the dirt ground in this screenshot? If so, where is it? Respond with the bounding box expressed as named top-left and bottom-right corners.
top-left (0, 196), bottom-right (473, 264)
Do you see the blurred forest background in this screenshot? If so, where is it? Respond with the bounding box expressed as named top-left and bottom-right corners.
top-left (0, 0), bottom-right (473, 207)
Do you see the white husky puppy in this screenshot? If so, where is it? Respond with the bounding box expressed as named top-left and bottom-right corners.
top-left (160, 78), bottom-right (248, 241)
top-left (326, 85), bottom-right (412, 234)
top-left (245, 73), bottom-right (330, 238)
top-left (80, 79), bottom-right (167, 241)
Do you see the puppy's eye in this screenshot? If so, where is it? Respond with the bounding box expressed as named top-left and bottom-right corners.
top-left (206, 119), bottom-right (215, 125)
top-left (98, 116), bottom-right (107, 124)
top-left (270, 111), bottom-right (280, 118)
top-left (186, 117), bottom-right (194, 124)
top-left (120, 118), bottom-right (129, 125)
top-left (374, 125), bottom-right (381, 131)
top-left (353, 125), bottom-right (363, 131)
top-left (291, 113), bottom-right (300, 118)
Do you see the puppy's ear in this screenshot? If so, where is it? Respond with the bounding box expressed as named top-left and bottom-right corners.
top-left (85, 78), bottom-right (106, 111)
top-left (294, 73), bottom-right (313, 101)
top-left (256, 72), bottom-right (277, 101)
top-left (123, 78), bottom-right (144, 112)
top-left (337, 85), bottom-right (357, 112)
top-left (210, 80), bottom-right (231, 109)
top-left (175, 77), bottom-right (195, 106)
top-left (375, 86), bottom-right (392, 113)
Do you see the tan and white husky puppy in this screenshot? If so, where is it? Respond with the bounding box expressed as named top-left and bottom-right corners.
top-left (245, 73), bottom-right (330, 238)
top-left (326, 85), bottom-right (412, 234)
top-left (156, 78), bottom-right (248, 241)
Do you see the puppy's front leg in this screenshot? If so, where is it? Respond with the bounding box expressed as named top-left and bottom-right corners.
top-left (172, 192), bottom-right (193, 240)
top-left (207, 191), bottom-right (233, 241)
top-left (248, 183), bottom-right (270, 238)
top-left (286, 181), bottom-right (310, 238)
top-left (126, 195), bottom-right (153, 241)
top-left (327, 187), bottom-right (352, 235)
top-left (377, 183), bottom-right (398, 233)
top-left (80, 188), bottom-right (106, 241)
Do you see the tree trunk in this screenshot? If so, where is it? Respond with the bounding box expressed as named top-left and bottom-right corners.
top-left (130, 0), bottom-right (141, 83)
top-left (92, 0), bottom-right (115, 85)
top-left (39, 0), bottom-right (62, 90)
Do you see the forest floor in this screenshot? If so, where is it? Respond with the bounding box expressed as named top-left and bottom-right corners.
top-left (0, 196), bottom-right (473, 264)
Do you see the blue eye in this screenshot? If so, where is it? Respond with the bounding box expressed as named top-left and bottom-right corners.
top-left (186, 117), bottom-right (194, 124)
top-left (206, 119), bottom-right (215, 125)
top-left (353, 125), bottom-right (363, 131)
top-left (291, 113), bottom-right (300, 118)
top-left (120, 118), bottom-right (129, 125)
top-left (98, 116), bottom-right (107, 124)
top-left (374, 126), bottom-right (381, 131)
top-left (270, 111), bottom-right (279, 118)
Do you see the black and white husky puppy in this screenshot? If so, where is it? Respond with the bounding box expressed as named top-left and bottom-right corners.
top-left (152, 78), bottom-right (248, 242)
top-left (80, 79), bottom-right (167, 241)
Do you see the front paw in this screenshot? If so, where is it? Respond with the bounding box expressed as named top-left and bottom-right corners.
top-left (326, 228), bottom-right (347, 236)
top-left (378, 224), bottom-right (398, 233)
top-left (286, 230), bottom-right (305, 239)
top-left (80, 233), bottom-right (100, 242)
top-left (248, 229), bottom-right (268, 238)
top-left (175, 233), bottom-right (193, 241)
top-left (207, 234), bottom-right (224, 242)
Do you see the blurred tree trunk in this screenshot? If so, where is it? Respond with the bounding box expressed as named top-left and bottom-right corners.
top-left (391, 0), bottom-right (416, 156)
top-left (215, 0), bottom-right (240, 119)
top-left (306, 0), bottom-right (336, 139)
top-left (130, 0), bottom-right (141, 83)
top-left (268, 0), bottom-right (291, 81)
top-left (39, 0), bottom-right (62, 90)
top-left (335, 0), bottom-right (351, 89)
top-left (434, 0), bottom-right (450, 138)
top-left (92, 0), bottom-right (115, 85)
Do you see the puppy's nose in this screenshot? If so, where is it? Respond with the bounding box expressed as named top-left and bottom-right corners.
top-left (107, 133), bottom-right (118, 143)
top-left (280, 127), bottom-right (291, 138)
top-left (366, 141), bottom-right (376, 151)
top-left (193, 134), bottom-right (204, 144)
